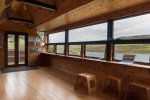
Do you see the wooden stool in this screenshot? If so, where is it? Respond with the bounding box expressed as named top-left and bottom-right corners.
top-left (103, 76), bottom-right (122, 99)
top-left (124, 82), bottom-right (150, 100)
top-left (74, 73), bottom-right (97, 94)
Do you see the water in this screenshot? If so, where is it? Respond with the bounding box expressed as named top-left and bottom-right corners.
top-left (86, 52), bottom-right (150, 63)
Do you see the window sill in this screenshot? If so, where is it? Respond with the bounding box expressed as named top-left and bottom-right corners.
top-left (107, 61), bottom-right (150, 69)
top-left (41, 53), bottom-right (150, 69)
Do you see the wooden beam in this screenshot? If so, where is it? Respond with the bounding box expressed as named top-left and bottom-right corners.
top-left (7, 17), bottom-right (33, 24)
top-left (17, 0), bottom-right (57, 11)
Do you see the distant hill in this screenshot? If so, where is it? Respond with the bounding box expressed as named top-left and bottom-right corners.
top-left (117, 35), bottom-right (150, 40)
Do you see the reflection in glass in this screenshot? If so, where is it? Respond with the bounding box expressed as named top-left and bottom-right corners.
top-left (19, 35), bottom-right (25, 64)
top-left (8, 34), bottom-right (15, 65)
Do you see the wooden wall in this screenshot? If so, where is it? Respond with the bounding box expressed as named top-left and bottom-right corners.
top-left (38, 53), bottom-right (150, 99)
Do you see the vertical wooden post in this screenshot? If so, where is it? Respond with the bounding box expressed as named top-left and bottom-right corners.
top-left (44, 33), bottom-right (48, 52)
top-left (65, 29), bottom-right (69, 56)
top-left (81, 43), bottom-right (85, 58)
top-left (54, 44), bottom-right (56, 53)
top-left (106, 20), bottom-right (114, 61)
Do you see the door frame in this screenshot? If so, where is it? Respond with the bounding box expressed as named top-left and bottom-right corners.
top-left (4, 31), bottom-right (28, 67)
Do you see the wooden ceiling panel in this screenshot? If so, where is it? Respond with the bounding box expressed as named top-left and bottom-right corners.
top-left (36, 0), bottom-right (150, 32)
top-left (0, 21), bottom-right (36, 34)
top-left (25, 0), bottom-right (93, 27)
top-left (49, 2), bottom-right (150, 33)
top-left (0, 0), bottom-right (5, 15)
top-left (0, 0), bottom-right (150, 33)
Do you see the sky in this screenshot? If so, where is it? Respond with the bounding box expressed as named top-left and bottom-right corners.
top-left (49, 13), bottom-right (150, 43)
top-left (114, 13), bottom-right (150, 38)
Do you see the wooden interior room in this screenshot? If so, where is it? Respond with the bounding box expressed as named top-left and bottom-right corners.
top-left (0, 0), bottom-right (150, 100)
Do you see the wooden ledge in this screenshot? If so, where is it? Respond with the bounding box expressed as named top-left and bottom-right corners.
top-left (41, 53), bottom-right (150, 69)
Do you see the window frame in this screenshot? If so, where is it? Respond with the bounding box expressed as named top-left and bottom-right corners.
top-left (48, 31), bottom-right (65, 44)
top-left (68, 22), bottom-right (108, 42)
top-left (45, 12), bottom-right (150, 65)
top-left (113, 43), bottom-right (150, 65)
top-left (68, 43), bottom-right (82, 57)
top-left (84, 43), bottom-right (106, 60)
top-left (37, 31), bottom-right (45, 42)
top-left (55, 44), bottom-right (65, 55)
top-left (47, 44), bottom-right (55, 53)
top-left (47, 31), bottom-right (66, 55)
top-left (113, 13), bottom-right (150, 64)
top-left (67, 22), bottom-right (108, 58)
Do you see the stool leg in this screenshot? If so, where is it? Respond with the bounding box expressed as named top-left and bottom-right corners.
top-left (82, 77), bottom-right (85, 86)
top-left (124, 84), bottom-right (129, 100)
top-left (118, 81), bottom-right (122, 100)
top-left (74, 75), bottom-right (80, 90)
top-left (94, 77), bottom-right (97, 90)
top-left (147, 89), bottom-right (150, 100)
top-left (102, 78), bottom-right (108, 92)
top-left (109, 79), bottom-right (113, 89)
top-left (130, 85), bottom-right (135, 98)
top-left (87, 79), bottom-right (91, 94)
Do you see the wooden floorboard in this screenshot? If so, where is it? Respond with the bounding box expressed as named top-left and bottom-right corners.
top-left (0, 67), bottom-right (117, 100)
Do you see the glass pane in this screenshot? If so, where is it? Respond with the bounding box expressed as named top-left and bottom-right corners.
top-left (86, 44), bottom-right (106, 59)
top-left (115, 44), bottom-right (150, 63)
top-left (49, 31), bottom-right (65, 43)
top-left (56, 45), bottom-right (64, 54)
top-left (19, 35), bottom-right (25, 64)
top-left (114, 14), bottom-right (150, 39)
top-left (48, 45), bottom-right (54, 53)
top-left (69, 45), bottom-right (81, 56)
top-left (69, 23), bottom-right (107, 42)
top-left (37, 31), bottom-right (45, 41)
top-left (8, 34), bottom-right (15, 65)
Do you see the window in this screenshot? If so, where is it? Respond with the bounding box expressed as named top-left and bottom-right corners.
top-left (68, 23), bottom-right (107, 58)
top-left (69, 45), bottom-right (81, 56)
top-left (114, 14), bottom-right (150, 40)
top-left (48, 45), bottom-right (54, 53)
top-left (69, 23), bottom-right (107, 42)
top-left (56, 45), bottom-right (64, 54)
top-left (48, 31), bottom-right (65, 55)
top-left (114, 44), bottom-right (150, 63)
top-left (49, 31), bottom-right (65, 43)
top-left (37, 31), bottom-right (45, 41)
top-left (114, 14), bottom-right (150, 64)
top-left (85, 44), bottom-right (106, 59)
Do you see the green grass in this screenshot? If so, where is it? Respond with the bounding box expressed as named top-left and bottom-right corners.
top-left (48, 44), bottom-right (150, 55)
top-left (115, 44), bottom-right (150, 54)
top-left (8, 38), bottom-right (25, 50)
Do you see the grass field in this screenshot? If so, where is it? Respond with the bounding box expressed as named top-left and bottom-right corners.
top-left (48, 44), bottom-right (150, 55)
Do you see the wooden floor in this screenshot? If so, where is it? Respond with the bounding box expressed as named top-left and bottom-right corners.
top-left (0, 67), bottom-right (117, 100)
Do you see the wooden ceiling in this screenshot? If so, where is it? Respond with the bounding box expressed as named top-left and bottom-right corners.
top-left (0, 0), bottom-right (150, 33)
top-left (36, 0), bottom-right (150, 32)
top-left (0, 0), bottom-right (5, 15)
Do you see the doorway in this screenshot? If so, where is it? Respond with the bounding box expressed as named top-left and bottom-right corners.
top-left (4, 31), bottom-right (28, 67)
